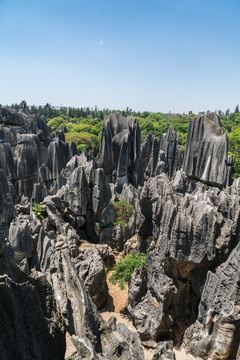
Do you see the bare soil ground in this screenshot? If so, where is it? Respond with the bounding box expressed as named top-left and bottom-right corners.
top-left (100, 271), bottom-right (196, 360)
top-left (100, 271), bottom-right (154, 360)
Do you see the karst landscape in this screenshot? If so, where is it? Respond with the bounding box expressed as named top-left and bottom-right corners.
top-left (0, 101), bottom-right (239, 360)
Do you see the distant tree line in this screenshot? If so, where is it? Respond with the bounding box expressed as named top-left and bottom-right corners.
top-left (1, 103), bottom-right (140, 121)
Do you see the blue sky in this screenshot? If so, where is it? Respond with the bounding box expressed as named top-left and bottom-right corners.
top-left (0, 0), bottom-right (240, 113)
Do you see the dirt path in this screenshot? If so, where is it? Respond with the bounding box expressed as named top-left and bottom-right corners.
top-left (100, 270), bottom-right (138, 333)
top-left (100, 271), bottom-right (154, 360)
top-left (100, 271), bottom-right (128, 312)
top-left (100, 271), bottom-right (197, 360)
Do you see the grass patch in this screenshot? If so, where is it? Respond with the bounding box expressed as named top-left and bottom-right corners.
top-left (109, 252), bottom-right (147, 290)
top-left (104, 266), bottom-right (109, 276)
top-left (112, 200), bottom-right (134, 227)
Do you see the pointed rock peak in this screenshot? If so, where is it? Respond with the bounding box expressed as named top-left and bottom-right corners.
top-left (18, 100), bottom-right (27, 112)
top-left (166, 125), bottom-right (178, 142)
top-left (206, 112), bottom-right (221, 127)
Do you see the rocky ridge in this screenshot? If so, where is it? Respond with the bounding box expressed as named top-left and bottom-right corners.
top-left (0, 104), bottom-right (239, 359)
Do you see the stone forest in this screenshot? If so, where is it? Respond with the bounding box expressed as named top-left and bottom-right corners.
top-left (0, 101), bottom-right (239, 359)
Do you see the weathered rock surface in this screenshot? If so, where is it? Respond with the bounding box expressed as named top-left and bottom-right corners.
top-left (138, 127), bottom-right (183, 185)
top-left (128, 171), bottom-right (240, 347)
top-left (183, 113), bottom-right (228, 187)
top-left (27, 197), bottom-right (143, 359)
top-left (183, 241), bottom-right (240, 360)
top-left (0, 111), bottom-right (48, 198)
top-left (0, 169), bottom-right (16, 229)
top-left (0, 275), bottom-right (63, 360)
top-left (8, 215), bottom-right (35, 262)
top-left (152, 341), bottom-right (175, 360)
top-left (77, 247), bottom-right (108, 308)
top-left (98, 112), bottom-right (141, 189)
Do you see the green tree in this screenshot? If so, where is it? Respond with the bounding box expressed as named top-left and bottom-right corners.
top-left (141, 111), bottom-right (150, 119)
top-left (229, 127), bottom-right (240, 179)
top-left (109, 252), bottom-right (147, 290)
top-left (47, 117), bottom-right (66, 131)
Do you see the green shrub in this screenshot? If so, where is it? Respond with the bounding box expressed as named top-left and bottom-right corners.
top-left (32, 202), bottom-right (46, 220)
top-left (109, 252), bottom-right (147, 290)
top-left (77, 144), bottom-right (86, 153)
top-left (112, 200), bottom-right (134, 227)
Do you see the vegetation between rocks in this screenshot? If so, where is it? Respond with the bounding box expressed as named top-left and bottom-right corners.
top-left (112, 200), bottom-right (134, 227)
top-left (32, 202), bottom-right (46, 220)
top-left (109, 252), bottom-right (147, 290)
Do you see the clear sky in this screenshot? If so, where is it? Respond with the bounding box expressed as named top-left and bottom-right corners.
top-left (0, 0), bottom-right (240, 113)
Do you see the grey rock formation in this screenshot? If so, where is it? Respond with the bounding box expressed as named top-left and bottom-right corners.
top-left (92, 168), bottom-right (112, 216)
top-left (0, 105), bottom-right (239, 360)
top-left (77, 247), bottom-right (108, 308)
top-left (137, 126), bottom-right (183, 186)
top-left (100, 317), bottom-right (144, 360)
top-left (98, 112), bottom-right (141, 189)
top-left (183, 113), bottom-right (228, 187)
top-left (45, 138), bottom-right (70, 183)
top-left (128, 172), bottom-right (240, 344)
top-left (183, 240), bottom-right (240, 360)
top-left (0, 169), bottom-right (16, 230)
top-left (8, 216), bottom-right (35, 262)
top-left (44, 248), bottom-right (103, 358)
top-left (160, 126), bottom-right (183, 178)
top-left (1, 102), bottom-right (51, 140)
top-left (0, 275), bottom-right (63, 360)
top-left (152, 341), bottom-right (175, 360)
top-left (65, 166), bottom-right (90, 216)
top-left (0, 103), bottom-right (56, 199)
top-left (99, 211), bottom-right (135, 251)
top-left (0, 141), bottom-right (16, 180)
top-left (35, 236), bottom-right (143, 359)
